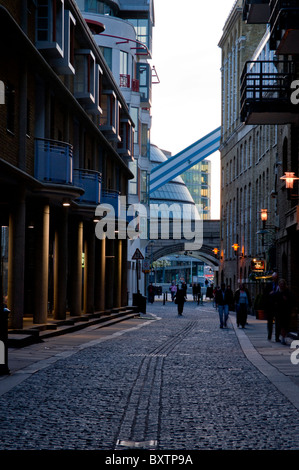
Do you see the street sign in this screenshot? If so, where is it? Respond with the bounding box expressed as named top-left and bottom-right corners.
top-left (132, 248), bottom-right (144, 260)
top-left (142, 259), bottom-right (150, 273)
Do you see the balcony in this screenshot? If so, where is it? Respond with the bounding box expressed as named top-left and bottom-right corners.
top-left (101, 189), bottom-right (121, 218)
top-left (73, 169), bottom-right (102, 205)
top-left (35, 138), bottom-right (73, 184)
top-left (243, 0), bottom-right (271, 24)
top-left (120, 74), bottom-right (130, 88)
top-left (269, 0), bottom-right (299, 54)
top-left (240, 60), bottom-right (299, 124)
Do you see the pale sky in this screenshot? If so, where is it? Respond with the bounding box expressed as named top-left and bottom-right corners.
top-left (150, 0), bottom-right (236, 218)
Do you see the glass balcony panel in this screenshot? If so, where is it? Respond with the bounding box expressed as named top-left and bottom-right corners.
top-left (73, 169), bottom-right (102, 205)
top-left (35, 138), bottom-right (73, 184)
top-left (101, 189), bottom-right (121, 218)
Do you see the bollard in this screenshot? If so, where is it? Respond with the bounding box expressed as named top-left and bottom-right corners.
top-left (0, 307), bottom-right (10, 375)
top-left (163, 293), bottom-right (165, 305)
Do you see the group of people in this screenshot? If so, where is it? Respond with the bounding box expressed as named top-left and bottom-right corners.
top-left (214, 283), bottom-right (251, 329)
top-left (214, 273), bottom-right (295, 343)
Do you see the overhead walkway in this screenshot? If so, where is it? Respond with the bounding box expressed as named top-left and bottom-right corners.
top-left (149, 127), bottom-right (221, 194)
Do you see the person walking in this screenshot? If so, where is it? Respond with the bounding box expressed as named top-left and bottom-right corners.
top-left (175, 281), bottom-right (187, 316)
top-left (170, 282), bottom-right (177, 302)
top-left (275, 279), bottom-right (295, 344)
top-left (215, 283), bottom-right (230, 328)
top-left (147, 283), bottom-right (155, 304)
top-left (264, 272), bottom-right (279, 341)
top-left (234, 283), bottom-right (251, 328)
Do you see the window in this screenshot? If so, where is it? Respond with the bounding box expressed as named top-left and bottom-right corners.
top-left (129, 18), bottom-right (150, 48)
top-left (129, 160), bottom-right (137, 195)
top-left (74, 50), bottom-right (96, 102)
top-left (99, 46), bottom-right (112, 70)
top-left (136, 63), bottom-right (151, 105)
top-left (130, 107), bottom-right (139, 144)
top-left (36, 0), bottom-right (64, 57)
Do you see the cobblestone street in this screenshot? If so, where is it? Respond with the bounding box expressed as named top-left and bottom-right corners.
top-left (0, 301), bottom-right (299, 452)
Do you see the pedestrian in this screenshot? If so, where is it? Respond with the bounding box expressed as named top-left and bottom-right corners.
top-left (170, 281), bottom-right (177, 301)
top-left (175, 281), bottom-right (187, 316)
top-left (215, 283), bottom-right (230, 328)
top-left (147, 283), bottom-right (155, 304)
top-left (234, 283), bottom-right (251, 328)
top-left (264, 272), bottom-right (279, 341)
top-left (196, 284), bottom-right (202, 304)
top-left (275, 279), bottom-right (295, 344)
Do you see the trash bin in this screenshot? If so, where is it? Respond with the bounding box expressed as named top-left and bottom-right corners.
top-left (132, 293), bottom-right (147, 314)
top-left (0, 307), bottom-right (10, 375)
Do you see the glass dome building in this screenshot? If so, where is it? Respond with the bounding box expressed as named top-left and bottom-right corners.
top-left (150, 144), bottom-right (201, 221)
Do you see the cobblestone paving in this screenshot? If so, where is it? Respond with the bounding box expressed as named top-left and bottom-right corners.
top-left (0, 302), bottom-right (299, 450)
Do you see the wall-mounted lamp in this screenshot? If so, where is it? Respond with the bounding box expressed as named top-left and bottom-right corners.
top-left (213, 248), bottom-right (219, 255)
top-left (62, 198), bottom-right (71, 207)
top-left (232, 243), bottom-right (239, 253)
top-left (280, 172), bottom-right (299, 189)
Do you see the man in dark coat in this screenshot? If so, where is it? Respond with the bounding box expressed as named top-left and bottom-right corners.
top-left (215, 283), bottom-right (231, 328)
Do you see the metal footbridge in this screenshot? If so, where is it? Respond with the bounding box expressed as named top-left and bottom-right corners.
top-left (149, 127), bottom-right (221, 194)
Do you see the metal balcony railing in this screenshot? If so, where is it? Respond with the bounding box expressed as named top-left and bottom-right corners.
top-left (34, 138), bottom-right (73, 184)
top-left (240, 60), bottom-right (297, 122)
top-left (73, 169), bottom-right (102, 205)
top-left (120, 74), bottom-right (130, 88)
top-left (101, 189), bottom-right (121, 217)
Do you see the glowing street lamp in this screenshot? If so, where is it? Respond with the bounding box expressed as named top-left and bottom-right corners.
top-left (260, 209), bottom-right (268, 222)
top-left (213, 248), bottom-right (219, 255)
top-left (280, 172), bottom-right (299, 189)
top-left (232, 243), bottom-right (239, 253)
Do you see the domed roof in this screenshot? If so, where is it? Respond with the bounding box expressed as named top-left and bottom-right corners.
top-left (150, 145), bottom-right (196, 206)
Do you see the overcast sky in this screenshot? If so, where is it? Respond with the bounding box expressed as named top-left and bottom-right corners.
top-left (150, 0), bottom-right (236, 218)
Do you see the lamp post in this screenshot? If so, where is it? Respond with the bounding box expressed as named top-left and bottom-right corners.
top-left (280, 172), bottom-right (299, 200)
top-left (232, 243), bottom-right (239, 288)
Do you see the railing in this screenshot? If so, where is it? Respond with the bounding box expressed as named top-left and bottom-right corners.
top-left (34, 138), bottom-right (73, 184)
top-left (132, 79), bottom-right (140, 92)
top-left (269, 0), bottom-right (299, 50)
top-left (73, 169), bottom-right (102, 205)
top-left (240, 60), bottom-right (296, 120)
top-left (120, 74), bottom-right (130, 88)
top-left (101, 189), bottom-right (121, 217)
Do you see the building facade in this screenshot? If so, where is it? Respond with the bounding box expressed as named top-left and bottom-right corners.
top-left (0, 0), bottom-right (135, 329)
top-left (77, 0), bottom-right (155, 301)
top-left (219, 0), bottom-right (299, 329)
top-left (181, 160), bottom-right (211, 220)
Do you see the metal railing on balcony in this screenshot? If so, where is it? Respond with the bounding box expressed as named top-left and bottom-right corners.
top-left (34, 138), bottom-right (73, 184)
top-left (101, 189), bottom-right (121, 217)
top-left (73, 169), bottom-right (102, 205)
top-left (240, 60), bottom-right (297, 123)
top-left (120, 74), bottom-right (130, 88)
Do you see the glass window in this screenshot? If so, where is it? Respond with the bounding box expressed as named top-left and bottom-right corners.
top-left (129, 160), bottom-right (137, 195)
top-left (99, 46), bottom-right (112, 70)
top-left (130, 107), bottom-right (139, 144)
top-left (120, 51), bottom-right (128, 75)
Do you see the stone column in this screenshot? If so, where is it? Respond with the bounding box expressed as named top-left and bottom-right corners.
top-left (53, 208), bottom-right (68, 320)
top-left (33, 203), bottom-right (50, 324)
top-left (94, 237), bottom-right (106, 311)
top-left (84, 222), bottom-right (95, 314)
top-left (7, 189), bottom-right (26, 329)
top-left (69, 218), bottom-right (83, 317)
top-left (105, 239), bottom-right (115, 310)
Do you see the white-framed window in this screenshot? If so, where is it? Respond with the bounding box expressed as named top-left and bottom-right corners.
top-left (74, 49), bottom-right (96, 103)
top-left (36, 0), bottom-right (64, 57)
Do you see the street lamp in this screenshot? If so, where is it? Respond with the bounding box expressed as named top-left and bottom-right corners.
top-left (280, 172), bottom-right (299, 199)
top-left (232, 243), bottom-right (239, 287)
top-left (213, 248), bottom-right (219, 256)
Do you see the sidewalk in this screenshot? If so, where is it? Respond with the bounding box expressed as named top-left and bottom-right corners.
top-left (1, 301), bottom-right (299, 410)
